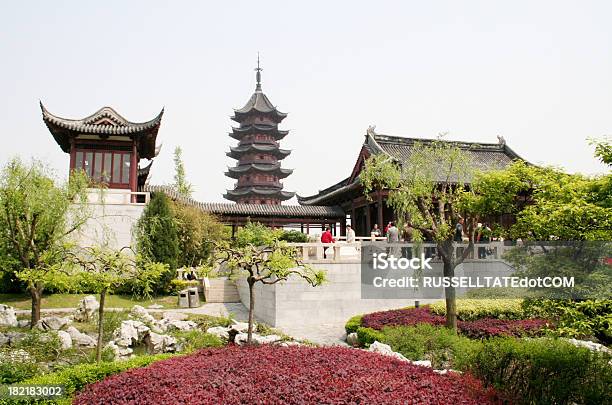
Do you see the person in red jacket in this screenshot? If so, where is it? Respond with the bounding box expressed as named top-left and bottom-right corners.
top-left (321, 226), bottom-right (336, 243)
top-left (321, 226), bottom-right (335, 258)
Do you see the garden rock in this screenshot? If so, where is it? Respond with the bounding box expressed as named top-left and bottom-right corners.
top-left (230, 321), bottom-right (250, 333)
top-left (35, 316), bottom-right (72, 331)
top-left (0, 331), bottom-right (26, 346)
top-left (73, 295), bottom-right (99, 322)
top-left (368, 341), bottom-right (410, 362)
top-left (106, 341), bottom-right (133, 360)
top-left (144, 332), bottom-right (177, 354)
top-left (346, 332), bottom-right (359, 347)
top-left (162, 312), bottom-right (188, 321)
top-left (0, 304), bottom-right (18, 327)
top-left (206, 326), bottom-right (230, 340)
top-left (130, 305), bottom-right (155, 324)
top-left (566, 338), bottom-right (612, 355)
top-left (235, 333), bottom-right (283, 346)
top-left (17, 320), bottom-right (30, 328)
top-left (162, 320), bottom-right (197, 332)
top-left (113, 320), bottom-right (150, 346)
top-left (66, 326), bottom-right (96, 347)
top-left (147, 304), bottom-right (163, 309)
top-left (56, 330), bottom-right (72, 350)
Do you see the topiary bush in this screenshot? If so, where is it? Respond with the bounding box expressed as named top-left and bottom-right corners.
top-left (344, 314), bottom-right (363, 334)
top-left (468, 337), bottom-right (612, 405)
top-left (430, 299), bottom-right (525, 321)
top-left (73, 346), bottom-right (500, 404)
top-left (279, 230), bottom-right (309, 243)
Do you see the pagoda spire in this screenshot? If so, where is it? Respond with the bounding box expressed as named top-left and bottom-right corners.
top-left (255, 52), bottom-right (262, 92)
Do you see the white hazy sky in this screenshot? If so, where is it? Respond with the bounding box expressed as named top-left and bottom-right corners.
top-left (1, 1), bottom-right (610, 203)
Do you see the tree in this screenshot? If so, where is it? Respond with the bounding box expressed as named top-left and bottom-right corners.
top-left (214, 223), bottom-right (325, 343)
top-left (590, 137), bottom-right (612, 167)
top-left (360, 140), bottom-right (477, 330)
top-left (0, 158), bottom-right (89, 325)
top-left (67, 247), bottom-right (166, 362)
top-left (170, 201), bottom-right (229, 268)
top-left (173, 146), bottom-right (193, 198)
top-left (136, 192), bottom-right (179, 276)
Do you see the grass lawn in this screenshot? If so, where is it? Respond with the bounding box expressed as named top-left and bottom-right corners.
top-left (0, 293), bottom-right (179, 310)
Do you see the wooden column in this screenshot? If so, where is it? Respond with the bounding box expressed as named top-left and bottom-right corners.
top-left (340, 217), bottom-right (347, 236)
top-left (130, 140), bottom-right (138, 195)
top-left (69, 137), bottom-right (76, 171)
top-left (377, 191), bottom-right (384, 228)
top-left (365, 202), bottom-right (371, 235)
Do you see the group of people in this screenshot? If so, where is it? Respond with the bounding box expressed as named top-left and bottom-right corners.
top-left (370, 222), bottom-right (411, 243)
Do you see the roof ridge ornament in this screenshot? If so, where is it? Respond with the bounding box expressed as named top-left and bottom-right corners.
top-left (255, 52), bottom-right (263, 92)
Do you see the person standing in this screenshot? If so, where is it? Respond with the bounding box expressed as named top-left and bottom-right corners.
top-left (321, 226), bottom-right (335, 258)
top-left (454, 218), bottom-right (465, 242)
top-left (387, 222), bottom-right (399, 243)
top-left (371, 223), bottom-right (381, 239)
top-left (346, 225), bottom-right (356, 243)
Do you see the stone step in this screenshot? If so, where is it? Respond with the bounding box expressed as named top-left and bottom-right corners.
top-left (205, 278), bottom-right (241, 303)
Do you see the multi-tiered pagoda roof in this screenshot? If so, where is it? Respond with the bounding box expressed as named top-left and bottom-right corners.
top-left (224, 61), bottom-right (295, 204)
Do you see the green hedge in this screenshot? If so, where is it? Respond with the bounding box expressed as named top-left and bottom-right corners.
top-left (355, 327), bottom-right (385, 347)
top-left (345, 314), bottom-right (363, 334)
top-left (429, 299), bottom-right (525, 321)
top-left (0, 354), bottom-right (175, 404)
top-left (468, 337), bottom-right (612, 405)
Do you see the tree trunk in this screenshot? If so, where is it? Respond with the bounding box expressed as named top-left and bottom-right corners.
top-left (96, 288), bottom-right (107, 363)
top-left (439, 240), bottom-right (457, 331)
top-left (247, 278), bottom-right (255, 345)
top-left (443, 259), bottom-right (457, 331)
top-left (29, 283), bottom-right (43, 327)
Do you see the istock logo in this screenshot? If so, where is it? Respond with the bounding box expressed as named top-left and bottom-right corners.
top-left (372, 252), bottom-right (433, 270)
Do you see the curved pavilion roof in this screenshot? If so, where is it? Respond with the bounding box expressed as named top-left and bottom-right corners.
top-left (40, 103), bottom-right (163, 159)
top-left (230, 124), bottom-right (289, 140)
top-left (224, 187), bottom-right (295, 202)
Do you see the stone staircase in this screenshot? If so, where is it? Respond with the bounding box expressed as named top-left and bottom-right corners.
top-left (205, 277), bottom-right (241, 303)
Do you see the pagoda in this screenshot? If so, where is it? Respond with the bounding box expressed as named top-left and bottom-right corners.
top-left (224, 60), bottom-right (295, 204)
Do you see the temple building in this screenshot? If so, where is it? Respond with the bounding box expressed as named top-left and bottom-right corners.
top-left (41, 103), bottom-right (163, 195)
top-left (224, 61), bottom-right (295, 204)
top-left (298, 127), bottom-right (526, 236)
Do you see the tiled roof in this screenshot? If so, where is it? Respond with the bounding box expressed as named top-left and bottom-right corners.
top-left (227, 144), bottom-right (291, 160)
top-left (230, 124), bottom-right (289, 140)
top-left (224, 187), bottom-right (295, 201)
top-left (144, 185), bottom-right (344, 218)
top-left (40, 103), bottom-right (163, 159)
top-left (298, 132), bottom-right (526, 206)
top-left (226, 163), bottom-right (293, 179)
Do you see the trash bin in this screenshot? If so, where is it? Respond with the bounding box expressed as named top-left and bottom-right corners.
top-left (188, 287), bottom-right (200, 308)
top-left (178, 289), bottom-right (189, 308)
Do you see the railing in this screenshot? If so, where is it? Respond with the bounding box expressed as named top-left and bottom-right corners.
top-left (288, 241), bottom-right (513, 263)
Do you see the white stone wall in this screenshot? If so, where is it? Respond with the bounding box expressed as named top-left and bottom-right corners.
top-left (237, 259), bottom-right (516, 328)
top-left (71, 189), bottom-right (146, 250)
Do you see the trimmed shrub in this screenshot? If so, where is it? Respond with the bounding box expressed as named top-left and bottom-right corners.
top-left (1, 354), bottom-right (174, 404)
top-left (361, 307), bottom-right (445, 330)
top-left (168, 279), bottom-right (199, 295)
top-left (73, 346), bottom-right (500, 404)
top-left (468, 337), bottom-right (612, 405)
top-left (376, 324), bottom-right (482, 369)
top-left (523, 299), bottom-right (612, 344)
top-left (459, 318), bottom-right (550, 339)
top-left (356, 327), bottom-right (385, 346)
top-left (344, 314), bottom-right (363, 334)
top-left (279, 230), bottom-right (308, 243)
top-left (362, 307), bottom-right (550, 339)
top-left (430, 299), bottom-right (525, 321)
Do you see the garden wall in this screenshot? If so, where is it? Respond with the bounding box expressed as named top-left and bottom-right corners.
top-left (236, 258), bottom-right (515, 328)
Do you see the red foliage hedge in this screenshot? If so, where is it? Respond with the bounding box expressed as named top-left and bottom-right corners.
top-left (73, 346), bottom-right (499, 405)
top-left (362, 307), bottom-right (549, 338)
